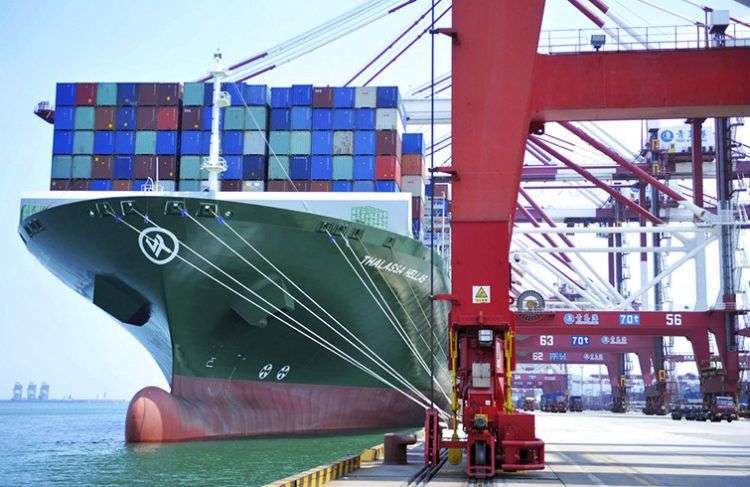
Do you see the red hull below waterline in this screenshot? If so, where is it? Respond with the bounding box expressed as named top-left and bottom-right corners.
top-left (125, 375), bottom-right (426, 442)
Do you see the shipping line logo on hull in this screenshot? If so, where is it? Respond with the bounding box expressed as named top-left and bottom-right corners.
top-left (138, 227), bottom-right (180, 265)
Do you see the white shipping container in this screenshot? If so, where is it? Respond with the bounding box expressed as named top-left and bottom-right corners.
top-left (242, 181), bottom-right (265, 192)
top-left (243, 131), bottom-right (266, 155)
top-left (333, 131), bottom-right (354, 155)
top-left (375, 108), bottom-right (404, 131)
top-left (355, 87), bottom-right (377, 108)
top-left (401, 175), bottom-right (425, 198)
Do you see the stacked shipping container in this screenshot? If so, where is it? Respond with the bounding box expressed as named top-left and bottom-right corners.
top-left (263, 85), bottom-right (404, 193)
top-left (50, 82), bottom-right (436, 238)
top-left (52, 82), bottom-right (180, 191)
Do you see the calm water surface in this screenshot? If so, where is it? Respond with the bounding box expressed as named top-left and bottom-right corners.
top-left (0, 401), bottom-right (398, 486)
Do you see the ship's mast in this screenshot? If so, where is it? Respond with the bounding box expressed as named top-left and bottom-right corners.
top-left (202, 50), bottom-right (230, 192)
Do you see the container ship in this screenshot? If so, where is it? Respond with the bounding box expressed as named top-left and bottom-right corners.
top-left (18, 62), bottom-right (453, 442)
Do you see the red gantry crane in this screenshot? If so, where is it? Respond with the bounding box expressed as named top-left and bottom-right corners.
top-left (425, 0), bottom-right (750, 478)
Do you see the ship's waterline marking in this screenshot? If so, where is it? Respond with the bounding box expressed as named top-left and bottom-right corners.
top-left (360, 255), bottom-right (429, 283)
top-left (138, 227), bottom-right (179, 265)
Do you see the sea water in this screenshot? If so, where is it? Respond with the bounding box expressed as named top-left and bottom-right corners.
top-left (0, 401), bottom-right (399, 486)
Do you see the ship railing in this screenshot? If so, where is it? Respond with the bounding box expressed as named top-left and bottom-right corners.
top-left (538, 24), bottom-right (750, 54)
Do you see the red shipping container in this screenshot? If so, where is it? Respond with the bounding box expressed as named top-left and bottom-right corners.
top-left (75, 83), bottom-right (97, 105)
top-left (376, 130), bottom-right (400, 155)
top-left (50, 179), bottom-right (71, 191)
top-left (401, 154), bottom-right (423, 176)
top-left (70, 180), bottom-right (90, 190)
top-left (291, 180), bottom-right (310, 192)
top-left (158, 156), bottom-right (177, 180)
top-left (157, 83), bottom-right (180, 105)
top-left (95, 107), bottom-right (116, 130)
top-left (267, 180), bottom-right (292, 191)
top-left (91, 156), bottom-right (113, 179)
top-left (375, 155), bottom-right (401, 182)
top-left (221, 180), bottom-right (242, 191)
top-left (411, 195), bottom-right (423, 217)
top-left (136, 107), bottom-right (157, 130)
top-left (181, 107), bottom-right (202, 130)
top-left (309, 181), bottom-right (331, 192)
top-left (433, 183), bottom-right (448, 199)
top-left (137, 83), bottom-right (159, 105)
top-left (112, 180), bottom-right (133, 191)
top-left (157, 107), bottom-right (178, 130)
top-left (134, 156), bottom-right (156, 179)
top-left (312, 87), bottom-right (334, 107)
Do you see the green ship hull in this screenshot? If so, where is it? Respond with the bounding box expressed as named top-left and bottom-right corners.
top-left (19, 194), bottom-right (451, 441)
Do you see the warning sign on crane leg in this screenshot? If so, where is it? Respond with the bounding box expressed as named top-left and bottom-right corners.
top-left (472, 285), bottom-right (491, 304)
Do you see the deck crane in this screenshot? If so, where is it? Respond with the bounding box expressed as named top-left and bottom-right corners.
top-left (424, 0), bottom-right (750, 479)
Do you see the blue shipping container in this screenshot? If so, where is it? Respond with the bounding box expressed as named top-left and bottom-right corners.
top-left (53, 131), bottom-right (74, 154)
top-left (270, 87), bottom-right (291, 108)
top-left (116, 107), bottom-right (136, 130)
top-left (290, 107), bottom-right (312, 130)
top-left (56, 83), bottom-right (76, 106)
top-left (201, 131), bottom-right (211, 154)
top-left (354, 108), bottom-right (375, 130)
top-left (312, 109), bottom-right (333, 130)
top-left (353, 180), bottom-right (375, 192)
top-left (222, 131), bottom-right (244, 154)
top-left (289, 156), bottom-right (310, 180)
top-left (222, 155), bottom-right (243, 180)
top-left (156, 131), bottom-right (177, 155)
top-left (116, 83), bottom-right (138, 106)
top-left (353, 155), bottom-right (375, 179)
top-left (311, 131), bottom-right (333, 155)
top-left (376, 86), bottom-right (399, 108)
top-left (133, 179), bottom-right (148, 191)
top-left (201, 107), bottom-right (224, 130)
top-left (243, 85), bottom-right (268, 106)
top-left (115, 132), bottom-right (135, 154)
top-left (113, 156), bottom-right (133, 179)
top-left (270, 109), bottom-right (291, 130)
top-left (332, 109), bottom-right (354, 130)
top-left (332, 181), bottom-right (353, 192)
top-left (402, 133), bottom-right (423, 154)
top-left (291, 84), bottom-right (313, 106)
top-left (243, 155), bottom-right (265, 180)
top-left (411, 219), bottom-right (421, 237)
top-left (354, 131), bottom-right (375, 155)
top-left (375, 180), bottom-right (399, 192)
top-left (310, 155), bottom-right (333, 180)
top-left (54, 107), bottom-right (75, 130)
top-left (181, 131), bottom-right (202, 155)
top-left (94, 131), bottom-right (115, 154)
top-left (333, 87), bottom-right (355, 108)
top-left (90, 180), bottom-right (113, 191)
top-left (221, 82), bottom-right (244, 106)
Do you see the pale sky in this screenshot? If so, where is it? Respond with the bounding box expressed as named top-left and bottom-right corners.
top-left (1, 0), bottom-right (748, 400)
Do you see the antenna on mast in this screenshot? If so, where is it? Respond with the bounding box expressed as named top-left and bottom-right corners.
top-left (202, 49), bottom-right (231, 192)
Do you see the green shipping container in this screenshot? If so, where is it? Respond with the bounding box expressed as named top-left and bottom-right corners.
top-left (245, 106), bottom-right (267, 130)
top-left (96, 83), bottom-right (117, 105)
top-left (51, 155), bottom-right (72, 179)
top-left (178, 179), bottom-right (204, 191)
top-left (269, 131), bottom-right (290, 155)
top-left (179, 156), bottom-right (206, 179)
top-left (73, 131), bottom-right (94, 154)
top-left (71, 155), bottom-right (92, 178)
top-left (290, 131), bottom-right (311, 155)
top-left (183, 83), bottom-right (205, 106)
top-left (333, 155), bottom-right (354, 180)
top-left (224, 107), bottom-right (246, 130)
top-left (74, 107), bottom-right (95, 130)
top-left (135, 131), bottom-right (157, 154)
top-left (267, 155), bottom-right (290, 179)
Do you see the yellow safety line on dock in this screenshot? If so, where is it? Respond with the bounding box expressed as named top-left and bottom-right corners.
top-left (263, 445), bottom-right (379, 487)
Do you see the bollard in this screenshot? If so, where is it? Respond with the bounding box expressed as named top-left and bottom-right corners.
top-left (383, 433), bottom-right (417, 465)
